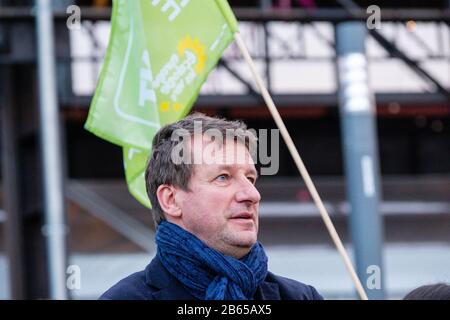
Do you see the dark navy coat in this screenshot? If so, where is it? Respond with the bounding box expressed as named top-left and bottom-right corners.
top-left (99, 256), bottom-right (323, 300)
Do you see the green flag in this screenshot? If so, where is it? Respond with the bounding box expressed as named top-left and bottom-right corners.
top-left (85, 0), bottom-right (238, 207)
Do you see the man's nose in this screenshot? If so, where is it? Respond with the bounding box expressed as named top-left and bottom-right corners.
top-left (235, 177), bottom-right (261, 204)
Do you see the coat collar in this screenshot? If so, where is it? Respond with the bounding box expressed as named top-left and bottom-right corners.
top-left (254, 273), bottom-right (281, 300)
top-left (144, 256), bottom-right (280, 300)
top-left (145, 256), bottom-right (195, 300)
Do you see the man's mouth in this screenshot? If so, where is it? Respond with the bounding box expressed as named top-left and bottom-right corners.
top-left (230, 212), bottom-right (253, 220)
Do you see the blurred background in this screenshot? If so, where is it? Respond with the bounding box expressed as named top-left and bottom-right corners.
top-left (0, 0), bottom-right (449, 300)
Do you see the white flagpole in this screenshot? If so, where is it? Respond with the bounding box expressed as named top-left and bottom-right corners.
top-left (233, 32), bottom-right (369, 300)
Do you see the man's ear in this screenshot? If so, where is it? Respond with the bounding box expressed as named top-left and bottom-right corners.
top-left (156, 184), bottom-right (182, 218)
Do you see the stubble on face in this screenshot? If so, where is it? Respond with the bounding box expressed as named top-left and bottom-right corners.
top-left (175, 136), bottom-right (260, 259)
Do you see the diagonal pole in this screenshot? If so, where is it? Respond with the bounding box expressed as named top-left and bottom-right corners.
top-left (233, 32), bottom-right (369, 300)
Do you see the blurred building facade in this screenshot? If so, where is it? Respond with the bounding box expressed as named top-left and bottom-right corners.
top-left (0, 0), bottom-right (449, 299)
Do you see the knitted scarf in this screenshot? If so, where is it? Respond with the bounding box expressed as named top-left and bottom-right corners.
top-left (155, 221), bottom-right (268, 300)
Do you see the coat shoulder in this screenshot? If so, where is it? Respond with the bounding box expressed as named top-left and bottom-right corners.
top-left (98, 270), bottom-right (155, 300)
top-left (266, 272), bottom-right (324, 300)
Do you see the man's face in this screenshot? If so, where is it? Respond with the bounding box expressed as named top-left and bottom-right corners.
top-left (174, 135), bottom-right (261, 259)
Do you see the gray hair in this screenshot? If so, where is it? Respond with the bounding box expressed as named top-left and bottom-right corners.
top-left (145, 112), bottom-right (257, 226)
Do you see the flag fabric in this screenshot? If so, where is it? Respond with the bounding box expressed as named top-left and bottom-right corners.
top-left (85, 0), bottom-right (238, 207)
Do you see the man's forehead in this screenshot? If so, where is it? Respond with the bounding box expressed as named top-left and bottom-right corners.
top-left (188, 134), bottom-right (255, 164)
top-left (184, 134), bottom-right (256, 176)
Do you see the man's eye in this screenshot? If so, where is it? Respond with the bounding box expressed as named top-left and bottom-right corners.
top-left (247, 176), bottom-right (256, 184)
top-left (216, 174), bottom-right (229, 181)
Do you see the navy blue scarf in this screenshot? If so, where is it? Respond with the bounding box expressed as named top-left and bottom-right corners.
top-left (155, 221), bottom-right (268, 300)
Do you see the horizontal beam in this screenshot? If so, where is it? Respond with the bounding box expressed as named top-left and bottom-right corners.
top-left (61, 92), bottom-right (450, 108)
top-left (1, 7), bottom-right (450, 22)
top-left (259, 201), bottom-right (450, 218)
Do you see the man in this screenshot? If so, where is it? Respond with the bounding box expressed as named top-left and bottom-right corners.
top-left (403, 283), bottom-right (450, 300)
top-left (100, 113), bottom-right (323, 300)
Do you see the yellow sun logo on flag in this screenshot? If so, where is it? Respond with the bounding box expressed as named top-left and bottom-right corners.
top-left (177, 36), bottom-right (206, 74)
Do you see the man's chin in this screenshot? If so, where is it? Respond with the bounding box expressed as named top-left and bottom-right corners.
top-left (221, 227), bottom-right (258, 254)
top-left (231, 232), bottom-right (258, 249)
